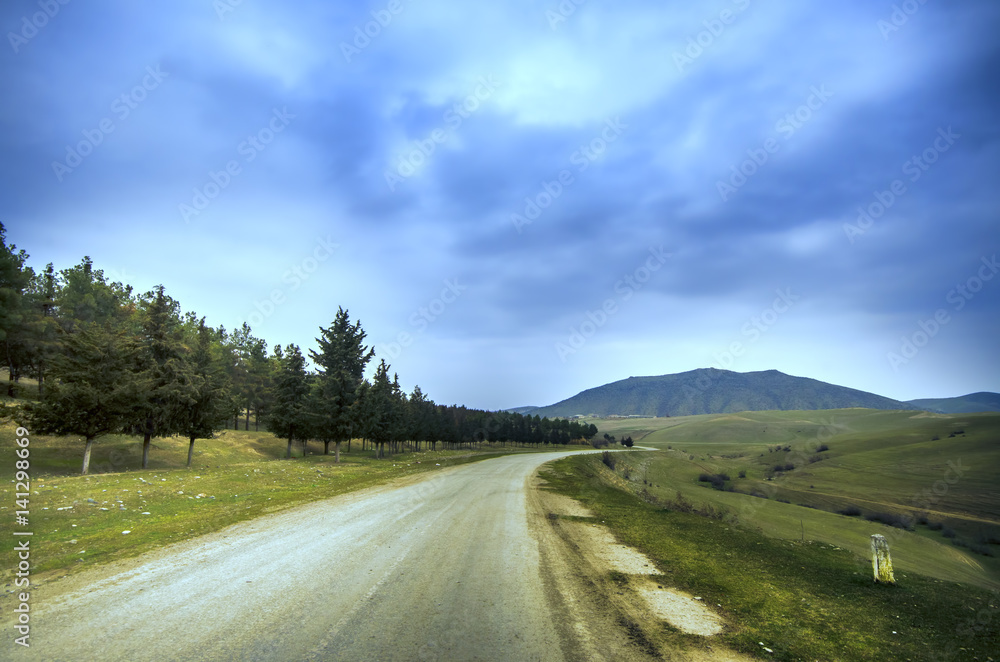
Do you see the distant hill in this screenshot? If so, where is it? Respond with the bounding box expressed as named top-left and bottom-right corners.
top-left (906, 392), bottom-right (1000, 414)
top-left (504, 406), bottom-right (541, 415)
top-left (531, 368), bottom-right (919, 418)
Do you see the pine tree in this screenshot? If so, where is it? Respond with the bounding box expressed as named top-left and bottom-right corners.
top-left (0, 224), bottom-right (34, 397)
top-left (24, 323), bottom-right (142, 474)
top-left (267, 344), bottom-right (311, 458)
top-left (366, 359), bottom-right (405, 458)
top-left (133, 285), bottom-right (198, 469)
top-left (308, 307), bottom-right (375, 462)
top-left (177, 318), bottom-right (230, 467)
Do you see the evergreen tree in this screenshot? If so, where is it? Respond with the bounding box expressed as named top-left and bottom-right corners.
top-left (308, 307), bottom-right (375, 462)
top-left (54, 256), bottom-right (134, 330)
top-left (267, 344), bottom-right (311, 458)
top-left (177, 318), bottom-right (230, 466)
top-left (133, 285), bottom-right (198, 469)
top-left (366, 359), bottom-right (404, 458)
top-left (0, 224), bottom-right (34, 397)
top-left (24, 323), bottom-right (142, 474)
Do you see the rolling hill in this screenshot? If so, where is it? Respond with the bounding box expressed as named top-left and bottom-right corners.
top-left (906, 392), bottom-right (1000, 414)
top-left (530, 368), bottom-right (919, 418)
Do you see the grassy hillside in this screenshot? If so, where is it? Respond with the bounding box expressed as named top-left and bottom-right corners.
top-left (591, 409), bottom-right (1000, 590)
top-left (907, 392), bottom-right (1000, 414)
top-left (541, 455), bottom-right (1000, 661)
top-left (533, 369), bottom-right (917, 417)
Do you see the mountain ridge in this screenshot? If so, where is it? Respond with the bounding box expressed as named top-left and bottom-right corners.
top-left (526, 368), bottom-right (919, 418)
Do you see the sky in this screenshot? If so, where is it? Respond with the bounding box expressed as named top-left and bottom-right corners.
top-left (1, 0), bottom-right (998, 411)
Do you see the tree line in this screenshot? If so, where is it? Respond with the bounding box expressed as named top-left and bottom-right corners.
top-left (0, 225), bottom-right (598, 473)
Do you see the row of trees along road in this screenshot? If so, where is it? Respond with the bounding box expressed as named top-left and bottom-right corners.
top-left (0, 225), bottom-right (598, 473)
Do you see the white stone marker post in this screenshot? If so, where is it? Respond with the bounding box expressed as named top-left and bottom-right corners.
top-left (871, 534), bottom-right (895, 584)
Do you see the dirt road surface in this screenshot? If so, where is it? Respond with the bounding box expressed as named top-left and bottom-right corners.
top-left (4, 450), bottom-right (741, 661)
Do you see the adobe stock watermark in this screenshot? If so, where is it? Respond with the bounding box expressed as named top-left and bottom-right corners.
top-left (51, 65), bottom-right (168, 182)
top-left (340, 0), bottom-right (411, 63)
top-left (178, 107), bottom-right (295, 223)
top-left (382, 278), bottom-right (466, 359)
top-left (717, 84), bottom-right (834, 201)
top-left (213, 0), bottom-right (246, 20)
top-left (887, 254), bottom-right (997, 371)
top-left (878, 0), bottom-right (931, 40)
top-left (672, 0), bottom-right (751, 73)
top-left (545, 0), bottom-right (587, 30)
top-left (511, 117), bottom-right (628, 234)
top-left (555, 246), bottom-right (671, 362)
top-left (237, 236), bottom-right (339, 330)
top-left (843, 126), bottom-right (959, 243)
top-left (712, 288), bottom-right (801, 370)
top-left (384, 75), bottom-right (501, 192)
top-left (7, 0), bottom-right (71, 54)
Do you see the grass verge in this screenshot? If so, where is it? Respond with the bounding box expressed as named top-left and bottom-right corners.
top-left (540, 453), bottom-right (1000, 661)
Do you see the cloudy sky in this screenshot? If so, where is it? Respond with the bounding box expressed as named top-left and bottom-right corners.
top-left (2, 0), bottom-right (998, 410)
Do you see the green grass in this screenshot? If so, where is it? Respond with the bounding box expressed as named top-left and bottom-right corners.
top-left (540, 454), bottom-right (1000, 661)
top-left (0, 423), bottom-right (556, 579)
top-left (587, 409), bottom-right (1000, 590)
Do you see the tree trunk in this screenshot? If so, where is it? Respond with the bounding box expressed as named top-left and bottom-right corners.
top-left (255, 409), bottom-right (259, 432)
top-left (187, 436), bottom-right (196, 467)
top-left (245, 406), bottom-right (250, 431)
top-left (234, 414), bottom-right (239, 430)
top-left (323, 440), bottom-right (330, 455)
top-left (302, 439), bottom-right (309, 456)
top-left (335, 441), bottom-right (341, 464)
top-left (286, 438), bottom-right (293, 458)
top-left (142, 430), bottom-right (152, 470)
top-left (347, 439), bottom-right (351, 453)
top-left (82, 437), bottom-right (95, 474)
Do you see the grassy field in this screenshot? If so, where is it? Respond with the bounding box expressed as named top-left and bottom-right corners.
top-left (540, 454), bottom-right (999, 661)
top-left (0, 422), bottom-right (555, 581)
top-left (590, 409), bottom-right (1000, 590)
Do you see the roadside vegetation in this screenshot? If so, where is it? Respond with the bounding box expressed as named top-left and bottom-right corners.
top-left (541, 452), bottom-right (999, 661)
top-left (591, 409), bottom-right (1000, 589)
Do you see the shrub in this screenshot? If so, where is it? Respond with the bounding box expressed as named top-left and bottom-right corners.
top-left (601, 451), bottom-right (616, 470)
top-left (942, 527), bottom-right (957, 538)
top-left (864, 512), bottom-right (913, 530)
top-left (738, 469), bottom-right (746, 479)
top-left (927, 521), bottom-right (944, 531)
top-left (838, 506), bottom-right (862, 517)
top-left (816, 444), bottom-right (829, 452)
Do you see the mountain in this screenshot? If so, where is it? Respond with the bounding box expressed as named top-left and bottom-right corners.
top-left (905, 392), bottom-right (1000, 414)
top-left (504, 406), bottom-right (541, 415)
top-left (531, 368), bottom-right (919, 418)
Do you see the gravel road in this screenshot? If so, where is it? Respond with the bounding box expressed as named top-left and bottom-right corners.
top-left (6, 451), bottom-right (616, 661)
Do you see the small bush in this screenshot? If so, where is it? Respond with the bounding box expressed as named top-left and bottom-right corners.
top-left (738, 469), bottom-right (746, 479)
top-left (864, 512), bottom-right (913, 530)
top-left (942, 527), bottom-right (957, 539)
top-left (601, 451), bottom-right (616, 470)
top-left (927, 521), bottom-right (944, 531)
top-left (839, 506), bottom-right (862, 517)
top-left (816, 444), bottom-right (829, 452)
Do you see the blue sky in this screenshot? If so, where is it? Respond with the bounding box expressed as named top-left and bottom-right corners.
top-left (2, 0), bottom-right (998, 410)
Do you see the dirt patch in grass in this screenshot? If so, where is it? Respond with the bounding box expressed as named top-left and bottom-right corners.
top-left (563, 521), bottom-right (664, 575)
top-left (635, 578), bottom-right (724, 636)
